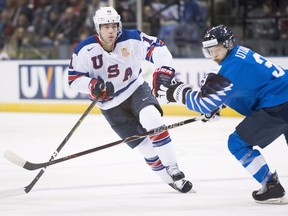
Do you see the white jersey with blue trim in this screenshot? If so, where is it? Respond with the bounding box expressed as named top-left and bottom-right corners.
top-left (68, 29), bottom-right (173, 109)
top-left (185, 45), bottom-right (288, 116)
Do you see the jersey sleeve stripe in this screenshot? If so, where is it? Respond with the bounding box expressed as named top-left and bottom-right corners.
top-left (145, 45), bottom-right (155, 62)
top-left (68, 70), bottom-right (89, 85)
top-left (145, 40), bottom-right (165, 63)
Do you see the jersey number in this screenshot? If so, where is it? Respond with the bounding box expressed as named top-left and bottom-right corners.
top-left (253, 53), bottom-right (285, 78)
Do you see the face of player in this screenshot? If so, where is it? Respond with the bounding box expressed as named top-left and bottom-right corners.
top-left (99, 23), bottom-right (118, 46)
top-left (207, 45), bottom-right (228, 63)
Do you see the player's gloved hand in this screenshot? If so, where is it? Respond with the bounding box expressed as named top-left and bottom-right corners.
top-left (152, 66), bottom-right (176, 98)
top-left (165, 80), bottom-right (192, 104)
top-left (89, 76), bottom-right (114, 100)
top-left (201, 105), bottom-right (226, 122)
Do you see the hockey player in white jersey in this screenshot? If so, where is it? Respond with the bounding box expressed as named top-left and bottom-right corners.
top-left (68, 6), bottom-right (192, 193)
top-left (153, 24), bottom-right (288, 204)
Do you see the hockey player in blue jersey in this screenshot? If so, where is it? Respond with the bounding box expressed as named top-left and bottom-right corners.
top-left (68, 6), bottom-right (192, 193)
top-left (153, 24), bottom-right (288, 204)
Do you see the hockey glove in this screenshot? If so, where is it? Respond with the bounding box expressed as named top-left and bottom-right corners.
top-left (201, 105), bottom-right (226, 122)
top-left (152, 66), bottom-right (176, 98)
top-left (166, 81), bottom-right (192, 104)
top-left (88, 76), bottom-right (114, 100)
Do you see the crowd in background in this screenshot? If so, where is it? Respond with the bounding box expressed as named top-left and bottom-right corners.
top-left (0, 0), bottom-right (288, 60)
top-left (0, 0), bottom-right (109, 59)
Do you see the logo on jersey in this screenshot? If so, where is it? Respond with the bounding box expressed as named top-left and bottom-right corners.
top-left (87, 46), bottom-right (95, 51)
top-left (120, 47), bottom-right (130, 58)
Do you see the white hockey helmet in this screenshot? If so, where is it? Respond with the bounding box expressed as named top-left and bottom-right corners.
top-left (93, 6), bottom-right (122, 36)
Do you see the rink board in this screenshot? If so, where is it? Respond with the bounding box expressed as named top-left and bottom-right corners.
top-left (0, 58), bottom-right (287, 117)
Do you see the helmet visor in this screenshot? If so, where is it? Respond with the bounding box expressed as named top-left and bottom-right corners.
top-left (202, 47), bottom-right (211, 58)
top-left (202, 39), bottom-right (218, 58)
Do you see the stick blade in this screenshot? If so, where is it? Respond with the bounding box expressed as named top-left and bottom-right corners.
top-left (0, 188), bottom-right (26, 199)
top-left (255, 196), bottom-right (288, 205)
top-left (4, 150), bottom-right (26, 168)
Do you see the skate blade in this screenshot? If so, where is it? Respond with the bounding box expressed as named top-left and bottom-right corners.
top-left (255, 196), bottom-right (288, 205)
top-left (190, 188), bottom-right (197, 193)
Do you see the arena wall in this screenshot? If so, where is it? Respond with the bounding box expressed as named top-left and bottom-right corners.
top-left (1, 58), bottom-right (287, 117)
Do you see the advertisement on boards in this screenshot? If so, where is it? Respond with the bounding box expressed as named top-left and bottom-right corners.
top-left (15, 59), bottom-right (216, 102)
top-left (18, 64), bottom-right (86, 100)
top-left (1, 57), bottom-right (288, 103)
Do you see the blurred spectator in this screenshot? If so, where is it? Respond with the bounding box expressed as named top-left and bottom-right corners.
top-left (181, 0), bottom-right (205, 28)
top-left (175, 0), bottom-right (205, 43)
top-left (33, 0), bottom-right (52, 22)
top-left (78, 0), bottom-right (89, 24)
top-left (6, 26), bottom-right (37, 59)
top-left (14, 13), bottom-right (30, 29)
top-left (53, 6), bottom-right (80, 45)
top-left (2, 0), bottom-right (17, 21)
top-left (150, 0), bottom-right (179, 55)
top-left (32, 9), bottom-right (51, 47)
top-left (279, 5), bottom-right (288, 39)
top-left (45, 9), bottom-right (60, 44)
top-left (12, 0), bottom-right (33, 27)
top-left (115, 0), bottom-right (136, 29)
top-left (37, 8), bottom-right (62, 58)
top-left (143, 4), bottom-right (160, 35)
top-left (174, 0), bottom-right (205, 57)
top-left (0, 8), bottom-right (14, 38)
top-left (0, 0), bottom-right (287, 59)
top-left (0, 39), bottom-right (10, 60)
top-left (0, 0), bottom-right (5, 11)
top-left (52, 6), bottom-right (80, 58)
top-left (50, 0), bottom-right (68, 14)
top-left (247, 0), bottom-right (280, 39)
top-left (85, 0), bottom-right (107, 30)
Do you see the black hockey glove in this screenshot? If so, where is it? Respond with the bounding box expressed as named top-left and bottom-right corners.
top-left (152, 66), bottom-right (175, 98)
top-left (201, 105), bottom-right (226, 122)
top-left (165, 80), bottom-right (192, 104)
top-left (89, 76), bottom-right (114, 100)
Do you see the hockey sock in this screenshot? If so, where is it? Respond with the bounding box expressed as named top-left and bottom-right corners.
top-left (139, 105), bottom-right (178, 166)
top-left (228, 131), bottom-right (271, 184)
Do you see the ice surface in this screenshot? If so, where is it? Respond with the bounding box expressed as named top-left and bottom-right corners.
top-left (0, 112), bottom-right (287, 216)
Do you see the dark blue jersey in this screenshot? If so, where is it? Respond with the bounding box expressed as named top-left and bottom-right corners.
top-left (185, 45), bottom-right (288, 116)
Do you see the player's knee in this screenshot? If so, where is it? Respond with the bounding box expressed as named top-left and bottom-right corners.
top-left (139, 105), bottom-right (163, 130)
top-left (228, 131), bottom-right (252, 160)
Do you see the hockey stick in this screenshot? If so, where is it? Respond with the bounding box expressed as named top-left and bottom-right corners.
top-left (4, 116), bottom-right (204, 171)
top-left (0, 99), bottom-right (98, 199)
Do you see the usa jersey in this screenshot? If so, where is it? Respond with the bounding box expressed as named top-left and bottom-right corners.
top-left (185, 45), bottom-right (288, 116)
top-left (68, 29), bottom-right (173, 109)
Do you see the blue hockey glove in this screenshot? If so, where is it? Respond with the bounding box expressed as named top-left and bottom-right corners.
top-left (89, 76), bottom-right (114, 100)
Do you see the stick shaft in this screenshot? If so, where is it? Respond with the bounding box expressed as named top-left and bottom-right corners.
top-left (24, 100), bottom-right (97, 193)
top-left (24, 116), bottom-right (202, 170)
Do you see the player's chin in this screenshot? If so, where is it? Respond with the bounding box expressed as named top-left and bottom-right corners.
top-left (108, 37), bottom-right (116, 42)
top-left (212, 58), bottom-right (222, 64)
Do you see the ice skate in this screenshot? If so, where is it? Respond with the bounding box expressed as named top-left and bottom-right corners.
top-left (166, 163), bottom-right (185, 181)
top-left (169, 179), bottom-right (193, 193)
top-left (252, 172), bottom-right (288, 205)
